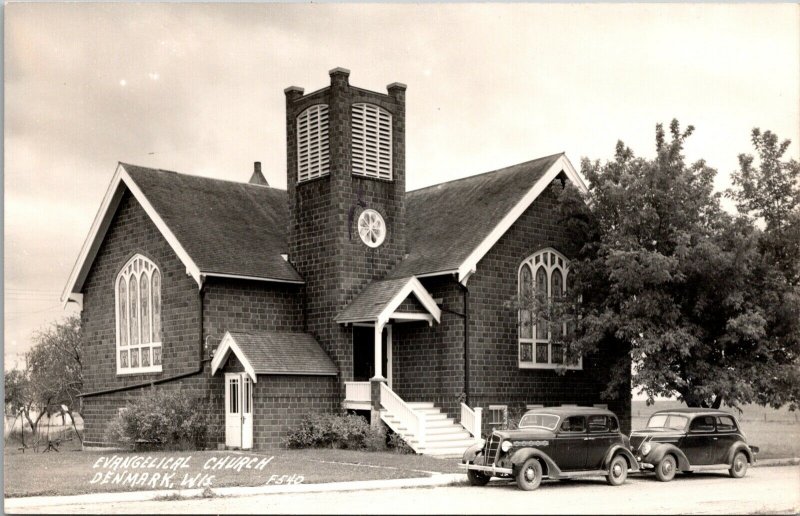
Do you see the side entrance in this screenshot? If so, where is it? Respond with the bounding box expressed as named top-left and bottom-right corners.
top-left (225, 372), bottom-right (253, 449)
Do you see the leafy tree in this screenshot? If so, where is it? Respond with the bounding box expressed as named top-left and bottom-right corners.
top-left (532, 120), bottom-right (799, 409)
top-left (21, 315), bottom-right (84, 446)
top-left (4, 368), bottom-right (33, 447)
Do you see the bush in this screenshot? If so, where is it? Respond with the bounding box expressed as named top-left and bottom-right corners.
top-left (387, 431), bottom-right (414, 454)
top-left (104, 388), bottom-right (210, 450)
top-left (285, 413), bottom-right (386, 451)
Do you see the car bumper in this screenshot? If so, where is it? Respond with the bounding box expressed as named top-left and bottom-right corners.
top-left (460, 463), bottom-right (513, 476)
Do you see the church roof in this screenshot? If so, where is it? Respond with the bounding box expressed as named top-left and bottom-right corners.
top-left (335, 276), bottom-right (441, 326)
top-left (123, 164), bottom-right (301, 283)
top-left (391, 153), bottom-right (565, 279)
top-left (62, 153), bottom-right (584, 304)
top-left (211, 331), bottom-right (338, 381)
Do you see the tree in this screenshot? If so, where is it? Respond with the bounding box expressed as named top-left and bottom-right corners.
top-left (540, 120), bottom-right (799, 409)
top-left (4, 368), bottom-right (33, 447)
top-left (23, 315), bottom-right (84, 446)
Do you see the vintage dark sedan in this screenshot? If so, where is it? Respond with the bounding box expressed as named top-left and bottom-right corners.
top-left (630, 408), bottom-right (759, 482)
top-left (461, 407), bottom-right (639, 491)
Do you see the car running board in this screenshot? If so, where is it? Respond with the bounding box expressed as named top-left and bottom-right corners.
top-left (552, 469), bottom-right (614, 479)
top-left (688, 464), bottom-right (732, 472)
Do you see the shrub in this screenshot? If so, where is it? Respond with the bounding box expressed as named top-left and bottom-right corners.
top-left (387, 431), bottom-right (414, 454)
top-left (285, 413), bottom-right (386, 451)
top-left (104, 388), bottom-right (210, 450)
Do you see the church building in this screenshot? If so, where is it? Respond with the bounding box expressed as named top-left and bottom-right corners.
top-left (63, 68), bottom-right (631, 454)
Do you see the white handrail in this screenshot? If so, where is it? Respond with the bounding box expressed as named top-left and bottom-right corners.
top-left (344, 382), bottom-right (371, 402)
top-left (380, 383), bottom-right (426, 449)
top-left (460, 403), bottom-right (482, 438)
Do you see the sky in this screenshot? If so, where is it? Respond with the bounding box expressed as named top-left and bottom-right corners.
top-left (4, 3), bottom-right (799, 370)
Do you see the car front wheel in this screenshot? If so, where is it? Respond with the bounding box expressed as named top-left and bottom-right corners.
top-left (729, 451), bottom-right (748, 479)
top-left (606, 455), bottom-right (628, 486)
top-left (467, 468), bottom-right (491, 486)
top-left (655, 455), bottom-right (677, 482)
top-left (516, 458), bottom-right (543, 491)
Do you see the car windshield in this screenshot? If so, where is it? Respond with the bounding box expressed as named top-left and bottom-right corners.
top-left (647, 414), bottom-right (689, 431)
top-left (518, 413), bottom-right (560, 430)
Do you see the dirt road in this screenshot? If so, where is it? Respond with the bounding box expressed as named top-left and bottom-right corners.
top-left (8, 465), bottom-right (800, 514)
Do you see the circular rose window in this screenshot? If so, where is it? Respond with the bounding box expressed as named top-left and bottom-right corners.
top-left (357, 209), bottom-right (386, 248)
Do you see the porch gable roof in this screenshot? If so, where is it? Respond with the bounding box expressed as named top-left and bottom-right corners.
top-left (211, 331), bottom-right (338, 382)
top-left (334, 276), bottom-right (442, 326)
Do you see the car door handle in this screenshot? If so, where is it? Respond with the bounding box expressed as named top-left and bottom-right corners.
top-left (712, 437), bottom-right (718, 440)
top-left (583, 437), bottom-right (594, 441)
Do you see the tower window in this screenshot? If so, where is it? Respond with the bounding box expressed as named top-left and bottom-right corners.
top-left (297, 104), bottom-right (330, 182)
top-left (351, 103), bottom-right (392, 180)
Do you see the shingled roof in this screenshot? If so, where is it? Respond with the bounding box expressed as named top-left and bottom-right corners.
top-left (63, 153), bottom-right (581, 305)
top-left (390, 153), bottom-right (564, 278)
top-left (335, 276), bottom-right (441, 325)
top-left (211, 331), bottom-right (338, 381)
top-left (123, 164), bottom-right (301, 283)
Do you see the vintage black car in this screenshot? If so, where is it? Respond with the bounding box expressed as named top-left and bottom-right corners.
top-left (630, 408), bottom-right (759, 482)
top-left (461, 407), bottom-right (639, 491)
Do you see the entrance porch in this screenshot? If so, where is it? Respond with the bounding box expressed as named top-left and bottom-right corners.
top-left (336, 276), bottom-right (482, 455)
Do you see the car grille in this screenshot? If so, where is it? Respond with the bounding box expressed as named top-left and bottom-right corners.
top-left (483, 434), bottom-right (501, 465)
top-left (630, 435), bottom-right (646, 451)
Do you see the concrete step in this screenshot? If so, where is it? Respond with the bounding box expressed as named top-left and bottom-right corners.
top-left (415, 408), bottom-right (443, 415)
top-left (415, 438), bottom-right (479, 449)
top-left (427, 425), bottom-right (470, 435)
top-left (423, 431), bottom-right (472, 442)
top-left (406, 402), bottom-right (435, 409)
top-left (420, 445), bottom-right (478, 456)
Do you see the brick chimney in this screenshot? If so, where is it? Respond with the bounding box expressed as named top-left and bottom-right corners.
top-left (248, 161), bottom-right (269, 186)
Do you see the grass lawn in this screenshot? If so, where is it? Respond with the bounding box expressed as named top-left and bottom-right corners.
top-left (3, 440), bottom-right (460, 498)
top-left (631, 400), bottom-right (800, 460)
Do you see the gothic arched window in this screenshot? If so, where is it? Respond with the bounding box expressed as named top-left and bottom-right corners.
top-left (518, 248), bottom-right (581, 369)
top-left (116, 254), bottom-right (162, 374)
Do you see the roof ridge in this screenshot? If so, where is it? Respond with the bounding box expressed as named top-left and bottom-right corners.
top-left (120, 162), bottom-right (286, 193)
top-left (407, 152), bottom-right (564, 194)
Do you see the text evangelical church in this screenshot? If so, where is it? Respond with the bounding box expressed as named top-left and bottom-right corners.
top-left (62, 68), bottom-right (631, 453)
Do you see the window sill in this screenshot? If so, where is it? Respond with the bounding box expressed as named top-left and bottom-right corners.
top-left (519, 362), bottom-right (583, 371)
top-left (116, 366), bottom-right (163, 376)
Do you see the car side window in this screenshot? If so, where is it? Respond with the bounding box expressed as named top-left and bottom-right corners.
top-left (715, 416), bottom-right (737, 432)
top-left (560, 416), bottom-right (586, 433)
top-left (689, 415), bottom-right (716, 432)
top-left (588, 415), bottom-right (609, 433)
top-left (608, 416), bottom-right (619, 432)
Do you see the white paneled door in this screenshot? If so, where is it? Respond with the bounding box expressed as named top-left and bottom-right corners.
top-left (225, 373), bottom-right (253, 449)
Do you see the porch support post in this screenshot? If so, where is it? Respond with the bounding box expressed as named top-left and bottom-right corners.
top-left (370, 322), bottom-right (387, 427)
top-left (372, 322), bottom-right (385, 382)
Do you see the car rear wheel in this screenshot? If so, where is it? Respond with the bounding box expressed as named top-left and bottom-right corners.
top-left (606, 455), bottom-right (628, 486)
top-left (655, 455), bottom-right (677, 482)
top-left (729, 451), bottom-right (748, 479)
top-left (516, 458), bottom-right (543, 491)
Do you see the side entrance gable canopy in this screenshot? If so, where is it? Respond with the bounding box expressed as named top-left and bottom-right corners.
top-left (334, 276), bottom-right (442, 327)
top-left (211, 331), bottom-right (338, 382)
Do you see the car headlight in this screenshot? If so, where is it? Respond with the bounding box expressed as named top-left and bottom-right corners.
top-left (641, 443), bottom-right (652, 456)
top-left (501, 440), bottom-right (513, 453)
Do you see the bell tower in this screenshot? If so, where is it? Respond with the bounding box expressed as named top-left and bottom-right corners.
top-left (284, 68), bottom-right (407, 379)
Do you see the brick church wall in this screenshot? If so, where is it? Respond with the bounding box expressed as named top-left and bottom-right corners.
top-left (79, 191), bottom-right (324, 448)
top-left (390, 181), bottom-right (631, 433)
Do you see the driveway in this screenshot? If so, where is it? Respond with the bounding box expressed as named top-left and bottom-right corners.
top-left (8, 465), bottom-right (800, 514)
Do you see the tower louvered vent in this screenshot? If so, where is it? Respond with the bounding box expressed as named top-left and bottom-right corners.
top-left (297, 104), bottom-right (330, 182)
top-left (351, 103), bottom-right (392, 180)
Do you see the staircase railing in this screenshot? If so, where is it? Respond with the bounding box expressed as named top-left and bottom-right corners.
top-left (380, 383), bottom-right (426, 449)
top-left (460, 403), bottom-right (482, 438)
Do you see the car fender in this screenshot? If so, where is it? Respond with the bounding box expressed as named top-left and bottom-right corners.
top-left (509, 448), bottom-right (562, 479)
top-left (462, 442), bottom-right (484, 463)
top-left (726, 441), bottom-right (756, 464)
top-left (646, 443), bottom-right (691, 471)
top-left (602, 444), bottom-right (640, 472)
